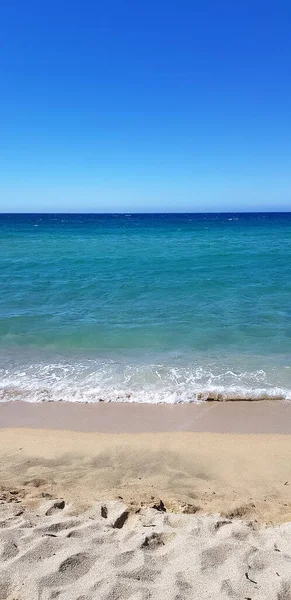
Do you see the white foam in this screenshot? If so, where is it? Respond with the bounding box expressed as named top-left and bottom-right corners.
top-left (0, 359), bottom-right (291, 404)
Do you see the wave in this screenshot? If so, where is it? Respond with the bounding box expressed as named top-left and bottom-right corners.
top-left (0, 386), bottom-right (289, 403)
top-left (0, 359), bottom-right (291, 403)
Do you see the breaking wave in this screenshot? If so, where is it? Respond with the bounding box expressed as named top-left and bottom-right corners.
top-left (0, 359), bottom-right (290, 404)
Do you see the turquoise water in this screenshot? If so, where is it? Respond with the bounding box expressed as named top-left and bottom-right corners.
top-left (1, 213), bottom-right (291, 403)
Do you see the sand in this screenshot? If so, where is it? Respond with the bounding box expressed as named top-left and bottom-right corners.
top-left (1, 428), bottom-right (291, 524)
top-left (2, 398), bottom-right (291, 433)
top-left (1, 402), bottom-right (291, 598)
top-left (1, 499), bottom-right (291, 600)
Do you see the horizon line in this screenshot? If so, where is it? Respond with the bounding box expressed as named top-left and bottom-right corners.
top-left (1, 211), bottom-right (291, 216)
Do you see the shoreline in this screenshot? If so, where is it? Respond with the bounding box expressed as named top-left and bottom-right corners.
top-left (1, 398), bottom-right (291, 433)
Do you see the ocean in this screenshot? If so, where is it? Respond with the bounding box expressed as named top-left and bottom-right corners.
top-left (0, 212), bottom-right (291, 404)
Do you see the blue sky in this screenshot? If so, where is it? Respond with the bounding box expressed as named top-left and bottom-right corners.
top-left (1, 1), bottom-right (291, 212)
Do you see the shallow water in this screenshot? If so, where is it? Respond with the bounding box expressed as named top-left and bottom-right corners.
top-left (1, 213), bottom-right (291, 403)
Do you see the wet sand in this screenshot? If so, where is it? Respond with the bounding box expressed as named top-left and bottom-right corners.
top-left (1, 398), bottom-right (291, 433)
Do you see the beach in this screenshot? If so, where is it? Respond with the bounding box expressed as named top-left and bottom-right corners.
top-left (2, 0), bottom-right (291, 591)
top-left (1, 213), bottom-right (291, 597)
top-left (1, 401), bottom-right (291, 598)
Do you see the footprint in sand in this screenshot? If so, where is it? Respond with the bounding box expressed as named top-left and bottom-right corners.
top-left (118, 565), bottom-right (161, 584)
top-left (66, 529), bottom-right (84, 539)
top-left (112, 550), bottom-right (135, 567)
top-left (41, 552), bottom-right (95, 587)
top-left (0, 538), bottom-right (19, 561)
top-left (41, 519), bottom-right (79, 535)
top-left (21, 537), bottom-right (61, 563)
top-left (201, 543), bottom-right (233, 570)
top-left (101, 581), bottom-right (132, 600)
top-left (175, 571), bottom-right (193, 599)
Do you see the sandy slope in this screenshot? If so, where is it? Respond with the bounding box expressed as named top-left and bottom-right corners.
top-left (1, 429), bottom-right (291, 524)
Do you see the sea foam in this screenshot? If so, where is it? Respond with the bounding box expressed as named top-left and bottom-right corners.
top-left (0, 359), bottom-right (290, 404)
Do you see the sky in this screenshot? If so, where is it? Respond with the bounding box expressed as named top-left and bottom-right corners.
top-left (1, 1), bottom-right (291, 213)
